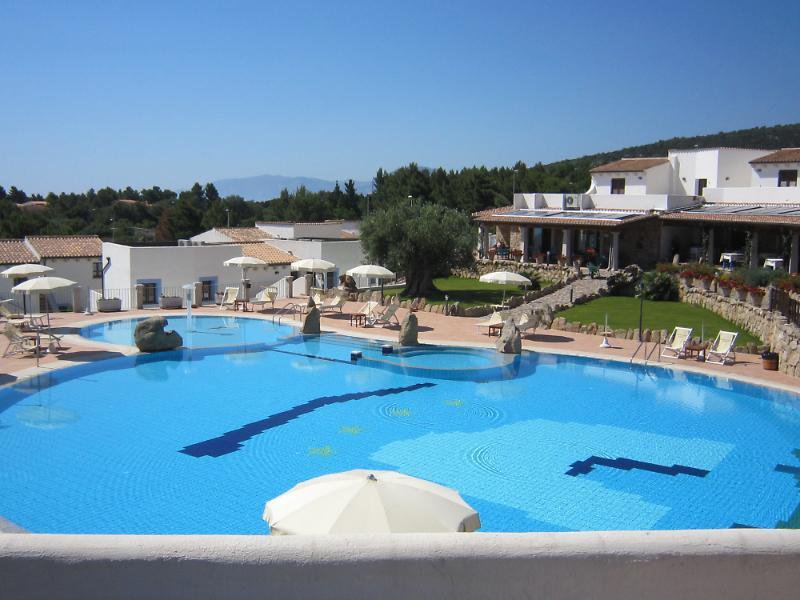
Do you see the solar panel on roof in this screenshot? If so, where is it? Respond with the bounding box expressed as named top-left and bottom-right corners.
top-left (492, 209), bottom-right (638, 221)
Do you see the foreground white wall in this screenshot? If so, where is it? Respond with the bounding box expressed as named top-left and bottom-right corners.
top-left (1, 530), bottom-right (799, 600)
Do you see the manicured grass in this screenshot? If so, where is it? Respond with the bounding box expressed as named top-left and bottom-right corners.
top-left (557, 296), bottom-right (761, 346)
top-left (383, 276), bottom-right (527, 308)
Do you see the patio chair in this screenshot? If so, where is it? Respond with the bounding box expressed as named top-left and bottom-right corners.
top-left (476, 312), bottom-right (504, 336)
top-left (705, 331), bottom-right (738, 365)
top-left (661, 327), bottom-right (693, 360)
top-left (369, 303), bottom-right (400, 327)
top-left (319, 295), bottom-right (347, 314)
top-left (515, 311), bottom-right (540, 337)
top-left (250, 287), bottom-right (277, 313)
top-left (218, 286), bottom-right (239, 310)
top-left (3, 325), bottom-right (46, 358)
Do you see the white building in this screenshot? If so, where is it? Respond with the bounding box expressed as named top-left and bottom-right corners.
top-left (0, 235), bottom-right (102, 311)
top-left (101, 242), bottom-right (294, 308)
top-left (475, 147), bottom-right (800, 270)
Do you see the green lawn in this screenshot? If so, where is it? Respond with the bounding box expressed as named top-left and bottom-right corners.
top-left (557, 296), bottom-right (761, 346)
top-left (383, 276), bottom-right (527, 308)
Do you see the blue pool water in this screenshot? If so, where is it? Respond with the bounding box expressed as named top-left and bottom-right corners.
top-left (1, 315), bottom-right (800, 534)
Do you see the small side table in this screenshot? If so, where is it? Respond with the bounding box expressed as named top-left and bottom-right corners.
top-left (349, 313), bottom-right (366, 327)
top-left (234, 299), bottom-right (251, 312)
top-left (684, 342), bottom-right (707, 359)
top-left (488, 324), bottom-right (503, 337)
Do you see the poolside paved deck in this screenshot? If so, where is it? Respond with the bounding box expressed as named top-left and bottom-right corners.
top-left (1, 300), bottom-right (798, 392)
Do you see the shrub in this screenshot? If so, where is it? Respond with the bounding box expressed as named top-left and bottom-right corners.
top-left (776, 273), bottom-right (800, 293)
top-left (732, 267), bottom-right (784, 289)
top-left (637, 270), bottom-right (679, 301)
top-left (656, 263), bottom-right (682, 274)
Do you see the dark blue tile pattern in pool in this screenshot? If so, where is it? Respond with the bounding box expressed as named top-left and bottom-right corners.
top-left (179, 382), bottom-right (436, 458)
top-left (565, 455), bottom-right (710, 478)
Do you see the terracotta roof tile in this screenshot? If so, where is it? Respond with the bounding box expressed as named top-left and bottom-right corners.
top-left (750, 149), bottom-right (800, 164)
top-left (216, 227), bottom-right (272, 242)
top-left (661, 210), bottom-right (800, 227)
top-left (590, 157), bottom-right (670, 173)
top-left (25, 235), bottom-right (102, 258)
top-left (0, 240), bottom-right (38, 265)
top-left (238, 242), bottom-right (295, 265)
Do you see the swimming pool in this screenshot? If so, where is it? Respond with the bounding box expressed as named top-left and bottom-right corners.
top-left (1, 315), bottom-right (799, 534)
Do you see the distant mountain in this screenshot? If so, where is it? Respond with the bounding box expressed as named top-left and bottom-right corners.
top-left (213, 174), bottom-right (372, 201)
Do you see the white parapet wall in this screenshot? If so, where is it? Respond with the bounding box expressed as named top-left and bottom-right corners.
top-left (1, 530), bottom-right (800, 599)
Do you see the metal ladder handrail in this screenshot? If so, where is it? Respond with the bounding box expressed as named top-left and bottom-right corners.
top-left (629, 340), bottom-right (645, 365)
top-left (273, 303), bottom-right (301, 324)
top-left (644, 339), bottom-right (662, 365)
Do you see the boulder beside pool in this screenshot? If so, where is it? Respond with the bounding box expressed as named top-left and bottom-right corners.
top-left (134, 317), bottom-right (183, 352)
top-left (301, 307), bottom-right (321, 334)
top-left (399, 313), bottom-right (419, 346)
top-left (496, 319), bottom-right (521, 354)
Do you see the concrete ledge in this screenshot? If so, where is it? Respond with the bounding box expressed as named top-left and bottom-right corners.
top-left (2, 530), bottom-right (800, 599)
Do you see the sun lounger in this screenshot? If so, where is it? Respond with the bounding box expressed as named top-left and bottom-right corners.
top-left (1, 324), bottom-right (60, 358)
top-left (369, 303), bottom-right (400, 327)
top-left (705, 330), bottom-right (738, 365)
top-left (661, 327), bottom-right (693, 359)
top-left (218, 286), bottom-right (239, 310)
top-left (477, 312), bottom-right (504, 336)
top-left (250, 287), bottom-right (277, 313)
top-left (319, 295), bottom-right (346, 314)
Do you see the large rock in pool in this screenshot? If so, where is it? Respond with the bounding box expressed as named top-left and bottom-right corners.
top-left (134, 317), bottom-right (183, 352)
top-left (496, 319), bottom-right (521, 354)
top-left (301, 306), bottom-right (321, 334)
top-left (399, 313), bottom-right (419, 346)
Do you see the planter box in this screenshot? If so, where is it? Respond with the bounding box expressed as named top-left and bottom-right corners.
top-left (718, 287), bottom-right (731, 298)
top-left (762, 358), bottom-right (779, 371)
top-left (96, 298), bottom-right (122, 312)
top-left (731, 288), bottom-right (747, 302)
top-left (160, 296), bottom-right (184, 309)
top-left (694, 278), bottom-right (712, 290)
top-left (747, 292), bottom-right (764, 307)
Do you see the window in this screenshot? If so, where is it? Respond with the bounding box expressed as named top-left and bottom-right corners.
top-left (610, 178), bottom-right (625, 194)
top-left (778, 170), bottom-right (798, 187)
top-left (142, 282), bottom-right (157, 305)
top-left (696, 178), bottom-right (708, 196)
top-left (92, 261), bottom-right (103, 278)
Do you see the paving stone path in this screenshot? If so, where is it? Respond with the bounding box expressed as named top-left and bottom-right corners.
top-left (526, 277), bottom-right (609, 312)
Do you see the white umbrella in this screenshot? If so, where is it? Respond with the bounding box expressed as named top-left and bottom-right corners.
top-left (12, 276), bottom-right (76, 366)
top-left (291, 258), bottom-right (336, 272)
top-left (263, 469), bottom-right (480, 535)
top-left (2, 264), bottom-right (54, 312)
top-left (479, 270), bottom-right (532, 304)
top-left (346, 265), bottom-right (395, 300)
top-left (1, 263), bottom-right (54, 278)
top-left (224, 256), bottom-right (267, 301)
top-left (292, 258), bottom-right (336, 291)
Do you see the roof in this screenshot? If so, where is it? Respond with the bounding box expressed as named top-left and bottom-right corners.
top-left (750, 148), bottom-right (800, 164)
top-left (25, 235), bottom-right (102, 258)
top-left (590, 157), bottom-right (670, 173)
top-left (255, 220), bottom-right (345, 226)
top-left (238, 242), bottom-right (296, 265)
top-left (0, 240), bottom-right (38, 265)
top-left (215, 227), bottom-right (272, 242)
top-left (661, 204), bottom-right (800, 227)
top-left (473, 207), bottom-right (654, 229)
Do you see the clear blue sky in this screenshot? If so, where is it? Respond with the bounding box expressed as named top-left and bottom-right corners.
top-left (2, 0), bottom-right (798, 194)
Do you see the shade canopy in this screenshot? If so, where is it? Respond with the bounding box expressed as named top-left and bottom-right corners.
top-left (1, 264), bottom-right (54, 278)
top-left (346, 264), bottom-right (395, 279)
top-left (263, 469), bottom-right (480, 535)
top-left (291, 258), bottom-right (336, 272)
top-left (11, 276), bottom-right (76, 293)
top-left (479, 271), bottom-right (532, 286)
top-left (223, 256), bottom-right (267, 268)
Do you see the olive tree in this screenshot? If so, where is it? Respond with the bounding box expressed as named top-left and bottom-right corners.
top-left (360, 203), bottom-right (476, 297)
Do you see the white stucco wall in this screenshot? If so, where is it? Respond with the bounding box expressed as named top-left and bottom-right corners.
top-left (2, 530), bottom-right (800, 600)
top-left (267, 239), bottom-right (364, 276)
top-left (255, 223), bottom-right (296, 239)
top-left (102, 243), bottom-right (291, 301)
top-left (592, 171), bottom-right (649, 195)
top-left (751, 162), bottom-right (800, 187)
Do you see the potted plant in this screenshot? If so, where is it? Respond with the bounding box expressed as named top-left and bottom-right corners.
top-left (557, 254), bottom-right (569, 267)
top-left (96, 297), bottom-right (122, 312)
top-left (716, 276), bottom-right (734, 298)
top-left (679, 269), bottom-right (694, 287)
top-left (533, 252), bottom-right (545, 264)
top-left (694, 272), bottom-right (713, 291)
top-left (746, 285), bottom-right (765, 307)
top-left (762, 350), bottom-right (779, 371)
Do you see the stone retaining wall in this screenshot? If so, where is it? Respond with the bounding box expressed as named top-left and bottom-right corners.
top-left (680, 285), bottom-right (800, 377)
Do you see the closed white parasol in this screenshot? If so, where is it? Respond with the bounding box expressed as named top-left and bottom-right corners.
top-left (263, 469), bottom-right (480, 535)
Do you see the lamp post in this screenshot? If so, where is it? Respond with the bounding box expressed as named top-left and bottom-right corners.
top-left (512, 169), bottom-right (518, 200)
top-left (225, 208), bottom-right (231, 227)
top-left (408, 195), bottom-right (414, 207)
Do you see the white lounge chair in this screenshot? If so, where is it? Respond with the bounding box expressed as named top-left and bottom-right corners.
top-left (661, 327), bottom-right (693, 359)
top-left (319, 295), bottom-right (346, 314)
top-left (476, 312), bottom-right (504, 336)
top-left (2, 324), bottom-right (59, 358)
top-left (370, 303), bottom-right (400, 327)
top-left (705, 331), bottom-right (738, 365)
top-left (250, 288), bottom-right (277, 313)
top-left (219, 286), bottom-right (239, 310)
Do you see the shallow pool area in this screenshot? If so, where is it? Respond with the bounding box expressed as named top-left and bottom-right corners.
top-left (1, 315), bottom-right (800, 534)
